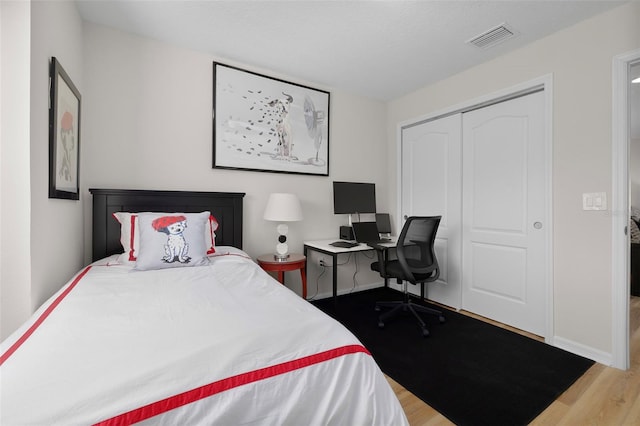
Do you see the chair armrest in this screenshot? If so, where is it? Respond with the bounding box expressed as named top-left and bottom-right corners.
top-left (367, 243), bottom-right (392, 277)
top-left (367, 242), bottom-right (389, 252)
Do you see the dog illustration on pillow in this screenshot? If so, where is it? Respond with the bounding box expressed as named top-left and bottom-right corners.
top-left (152, 215), bottom-right (191, 263)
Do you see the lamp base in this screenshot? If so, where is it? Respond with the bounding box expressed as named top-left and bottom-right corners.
top-left (273, 253), bottom-right (290, 261)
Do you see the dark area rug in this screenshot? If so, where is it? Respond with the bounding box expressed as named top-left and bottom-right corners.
top-left (312, 287), bottom-right (595, 426)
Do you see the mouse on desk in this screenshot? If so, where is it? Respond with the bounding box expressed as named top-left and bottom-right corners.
top-left (330, 241), bottom-right (359, 248)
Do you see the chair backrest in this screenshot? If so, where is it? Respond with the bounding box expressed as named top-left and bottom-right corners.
top-left (396, 216), bottom-right (441, 283)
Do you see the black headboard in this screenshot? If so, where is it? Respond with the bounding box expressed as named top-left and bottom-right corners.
top-left (90, 189), bottom-right (245, 261)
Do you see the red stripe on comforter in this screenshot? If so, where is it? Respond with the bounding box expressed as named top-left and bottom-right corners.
top-left (0, 266), bottom-right (92, 366)
top-left (95, 344), bottom-right (371, 426)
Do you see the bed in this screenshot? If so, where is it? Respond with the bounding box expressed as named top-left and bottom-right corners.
top-left (0, 189), bottom-right (407, 425)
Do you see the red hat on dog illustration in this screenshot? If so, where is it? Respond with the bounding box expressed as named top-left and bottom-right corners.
top-left (152, 215), bottom-right (186, 234)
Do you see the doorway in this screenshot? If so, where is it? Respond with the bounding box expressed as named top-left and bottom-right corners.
top-left (612, 50), bottom-right (640, 370)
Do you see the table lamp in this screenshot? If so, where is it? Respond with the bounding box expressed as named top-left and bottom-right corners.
top-left (263, 193), bottom-right (303, 260)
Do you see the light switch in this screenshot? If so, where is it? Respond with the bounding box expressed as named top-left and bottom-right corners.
top-left (583, 192), bottom-right (607, 211)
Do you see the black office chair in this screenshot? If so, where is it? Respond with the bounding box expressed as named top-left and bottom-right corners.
top-left (369, 216), bottom-right (444, 337)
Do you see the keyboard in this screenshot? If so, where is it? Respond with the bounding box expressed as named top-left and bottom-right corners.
top-left (330, 241), bottom-right (359, 248)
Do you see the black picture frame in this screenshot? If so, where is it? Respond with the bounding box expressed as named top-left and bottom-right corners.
top-left (213, 62), bottom-right (330, 176)
top-left (49, 57), bottom-right (81, 200)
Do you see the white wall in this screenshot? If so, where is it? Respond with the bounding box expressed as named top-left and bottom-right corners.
top-left (81, 23), bottom-right (388, 299)
top-left (1, 1), bottom-right (32, 340)
top-left (29, 0), bottom-right (85, 318)
top-left (387, 2), bottom-right (640, 360)
top-left (1, 0), bottom-right (85, 341)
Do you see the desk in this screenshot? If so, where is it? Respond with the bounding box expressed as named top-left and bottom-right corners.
top-left (303, 239), bottom-right (396, 305)
top-left (257, 253), bottom-right (307, 299)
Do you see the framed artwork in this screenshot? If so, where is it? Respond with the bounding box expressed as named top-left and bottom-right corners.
top-left (49, 57), bottom-right (81, 200)
top-left (213, 62), bottom-right (330, 176)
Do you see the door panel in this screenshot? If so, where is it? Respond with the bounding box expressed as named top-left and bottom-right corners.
top-left (470, 242), bottom-right (526, 301)
top-left (401, 114), bottom-right (462, 308)
top-left (462, 91), bottom-right (546, 336)
top-left (470, 116), bottom-right (526, 232)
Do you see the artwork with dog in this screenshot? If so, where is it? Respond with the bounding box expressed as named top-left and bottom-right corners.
top-left (213, 62), bottom-right (330, 176)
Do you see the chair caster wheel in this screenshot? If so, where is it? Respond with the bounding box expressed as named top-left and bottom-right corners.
top-left (374, 305), bottom-right (381, 312)
top-left (378, 321), bottom-right (385, 328)
top-left (439, 315), bottom-right (446, 323)
top-left (421, 328), bottom-right (429, 337)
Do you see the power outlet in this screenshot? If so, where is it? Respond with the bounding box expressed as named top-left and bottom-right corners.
top-left (319, 259), bottom-right (327, 267)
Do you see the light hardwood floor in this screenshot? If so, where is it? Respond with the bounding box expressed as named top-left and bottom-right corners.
top-left (387, 297), bottom-right (640, 425)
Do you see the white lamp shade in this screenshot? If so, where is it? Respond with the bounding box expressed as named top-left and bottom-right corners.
top-left (263, 193), bottom-right (303, 222)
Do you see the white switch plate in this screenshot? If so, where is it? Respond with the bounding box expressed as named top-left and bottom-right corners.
top-left (583, 192), bottom-right (607, 210)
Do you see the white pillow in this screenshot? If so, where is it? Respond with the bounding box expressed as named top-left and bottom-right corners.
top-left (113, 212), bottom-right (138, 263)
top-left (134, 211), bottom-right (211, 271)
top-left (113, 212), bottom-right (218, 263)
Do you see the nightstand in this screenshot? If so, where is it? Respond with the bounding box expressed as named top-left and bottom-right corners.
top-left (257, 253), bottom-right (307, 299)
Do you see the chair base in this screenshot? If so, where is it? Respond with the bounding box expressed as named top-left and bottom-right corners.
top-left (375, 298), bottom-right (445, 337)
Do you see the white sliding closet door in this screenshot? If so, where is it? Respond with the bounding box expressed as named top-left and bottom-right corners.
top-left (461, 91), bottom-right (546, 336)
top-left (401, 114), bottom-right (462, 309)
top-left (400, 90), bottom-right (548, 336)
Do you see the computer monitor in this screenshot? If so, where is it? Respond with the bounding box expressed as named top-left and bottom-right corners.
top-left (376, 213), bottom-right (392, 235)
top-left (333, 181), bottom-right (376, 214)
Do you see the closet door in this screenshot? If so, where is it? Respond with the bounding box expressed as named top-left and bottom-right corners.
top-left (461, 91), bottom-right (546, 336)
top-left (401, 114), bottom-right (462, 309)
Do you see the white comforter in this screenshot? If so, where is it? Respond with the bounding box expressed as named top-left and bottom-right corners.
top-left (0, 248), bottom-right (407, 425)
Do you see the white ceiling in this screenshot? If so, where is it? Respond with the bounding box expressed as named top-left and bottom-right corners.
top-left (75, 0), bottom-right (628, 101)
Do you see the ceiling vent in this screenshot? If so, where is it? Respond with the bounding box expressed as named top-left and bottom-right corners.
top-left (467, 23), bottom-right (517, 49)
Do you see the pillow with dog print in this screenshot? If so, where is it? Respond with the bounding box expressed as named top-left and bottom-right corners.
top-left (113, 212), bottom-right (219, 264)
top-left (134, 211), bottom-right (211, 271)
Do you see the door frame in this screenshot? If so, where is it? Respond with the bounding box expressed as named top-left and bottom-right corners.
top-left (612, 49), bottom-right (640, 370)
top-left (396, 74), bottom-right (554, 342)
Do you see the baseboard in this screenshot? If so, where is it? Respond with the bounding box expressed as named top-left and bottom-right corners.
top-left (311, 281), bottom-right (386, 301)
top-left (551, 335), bottom-right (612, 366)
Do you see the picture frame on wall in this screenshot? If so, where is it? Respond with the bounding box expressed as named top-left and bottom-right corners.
top-left (49, 57), bottom-right (81, 200)
top-left (213, 62), bottom-right (330, 176)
